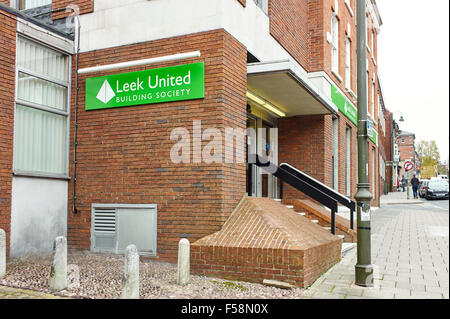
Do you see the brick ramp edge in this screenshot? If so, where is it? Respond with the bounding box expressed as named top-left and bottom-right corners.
top-left (190, 196), bottom-right (342, 288)
top-left (293, 199), bottom-right (357, 242)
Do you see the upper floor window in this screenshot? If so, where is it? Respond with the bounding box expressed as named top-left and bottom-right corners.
top-left (331, 13), bottom-right (339, 74)
top-left (254, 0), bottom-right (268, 15)
top-left (345, 37), bottom-right (351, 90)
top-left (18, 0), bottom-right (51, 10)
top-left (371, 75), bottom-right (375, 119)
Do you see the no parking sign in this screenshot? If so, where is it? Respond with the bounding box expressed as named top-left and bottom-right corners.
top-left (404, 161), bottom-right (414, 172)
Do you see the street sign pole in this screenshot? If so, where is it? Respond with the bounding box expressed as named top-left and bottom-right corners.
top-left (355, 0), bottom-right (374, 287)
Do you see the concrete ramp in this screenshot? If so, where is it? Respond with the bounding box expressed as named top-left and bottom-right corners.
top-left (191, 196), bottom-right (342, 288)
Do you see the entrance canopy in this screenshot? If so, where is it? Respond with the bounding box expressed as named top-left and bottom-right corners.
top-left (247, 60), bottom-right (337, 117)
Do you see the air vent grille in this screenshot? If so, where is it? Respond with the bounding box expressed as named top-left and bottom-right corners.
top-left (93, 209), bottom-right (116, 233)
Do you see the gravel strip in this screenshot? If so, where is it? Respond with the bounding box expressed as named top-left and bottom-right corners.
top-left (0, 252), bottom-right (305, 299)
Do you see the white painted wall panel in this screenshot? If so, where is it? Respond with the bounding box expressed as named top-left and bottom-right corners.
top-left (10, 176), bottom-right (68, 258)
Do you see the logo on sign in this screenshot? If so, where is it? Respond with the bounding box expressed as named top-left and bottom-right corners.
top-left (96, 80), bottom-right (116, 104)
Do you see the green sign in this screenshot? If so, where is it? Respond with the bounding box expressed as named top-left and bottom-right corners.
top-left (369, 120), bottom-right (378, 145)
top-left (85, 62), bottom-right (205, 110)
top-left (330, 84), bottom-right (358, 125)
top-left (331, 84), bottom-right (379, 145)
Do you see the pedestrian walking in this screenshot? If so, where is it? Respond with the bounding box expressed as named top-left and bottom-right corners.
top-left (411, 175), bottom-right (420, 199)
top-left (401, 176), bottom-right (406, 192)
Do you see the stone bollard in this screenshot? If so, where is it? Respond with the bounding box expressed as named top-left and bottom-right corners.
top-left (121, 244), bottom-right (139, 299)
top-left (49, 236), bottom-right (68, 292)
top-left (0, 229), bottom-right (6, 279)
top-left (177, 238), bottom-right (190, 286)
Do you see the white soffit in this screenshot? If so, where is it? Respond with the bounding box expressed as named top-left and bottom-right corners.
top-left (247, 60), bottom-right (337, 117)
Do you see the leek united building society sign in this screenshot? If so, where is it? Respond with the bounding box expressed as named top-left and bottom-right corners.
top-left (85, 62), bottom-right (205, 110)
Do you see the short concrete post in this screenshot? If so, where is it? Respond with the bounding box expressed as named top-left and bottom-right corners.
top-left (0, 229), bottom-right (6, 279)
top-left (49, 236), bottom-right (68, 292)
top-left (177, 238), bottom-right (190, 286)
top-left (121, 244), bottom-right (139, 299)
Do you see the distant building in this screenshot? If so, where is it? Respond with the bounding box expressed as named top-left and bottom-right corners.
top-left (396, 131), bottom-right (418, 179)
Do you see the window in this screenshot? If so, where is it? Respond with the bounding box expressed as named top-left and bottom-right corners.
top-left (332, 117), bottom-right (339, 191)
top-left (253, 0), bottom-right (268, 15)
top-left (19, 0), bottom-right (52, 10)
top-left (345, 126), bottom-right (351, 196)
top-left (345, 37), bottom-right (351, 89)
top-left (14, 37), bottom-right (70, 176)
top-left (372, 147), bottom-right (376, 199)
top-left (331, 13), bottom-right (339, 74)
top-left (371, 77), bottom-right (375, 118)
top-left (371, 31), bottom-right (375, 58)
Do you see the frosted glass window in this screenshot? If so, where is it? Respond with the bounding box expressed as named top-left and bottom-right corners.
top-left (17, 37), bottom-right (68, 82)
top-left (14, 105), bottom-right (67, 175)
top-left (18, 72), bottom-right (67, 111)
top-left (21, 0), bottom-right (52, 10)
top-left (14, 37), bottom-right (69, 176)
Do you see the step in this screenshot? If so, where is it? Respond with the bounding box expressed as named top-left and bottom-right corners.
top-left (286, 205), bottom-right (294, 209)
top-left (341, 243), bottom-right (356, 256)
top-left (274, 199), bottom-right (282, 202)
top-left (311, 220), bottom-right (319, 224)
top-left (298, 212), bottom-right (306, 216)
top-left (322, 226), bottom-right (331, 231)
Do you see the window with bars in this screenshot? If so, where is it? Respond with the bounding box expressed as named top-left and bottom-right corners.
top-left (18, 0), bottom-right (52, 10)
top-left (13, 36), bottom-right (70, 176)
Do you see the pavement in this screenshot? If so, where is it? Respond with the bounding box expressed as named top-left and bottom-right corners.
top-left (303, 192), bottom-right (449, 299)
top-left (0, 285), bottom-right (67, 299)
top-left (0, 192), bottom-right (447, 300)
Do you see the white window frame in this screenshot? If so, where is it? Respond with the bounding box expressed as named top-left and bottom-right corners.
top-left (345, 36), bottom-right (351, 90)
top-left (13, 35), bottom-right (71, 179)
top-left (371, 75), bottom-right (375, 119)
top-left (331, 12), bottom-right (340, 76)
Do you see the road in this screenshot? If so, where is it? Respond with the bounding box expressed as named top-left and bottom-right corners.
top-left (420, 198), bottom-right (449, 212)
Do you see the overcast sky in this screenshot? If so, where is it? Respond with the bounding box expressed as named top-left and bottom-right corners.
top-left (376, 0), bottom-right (449, 162)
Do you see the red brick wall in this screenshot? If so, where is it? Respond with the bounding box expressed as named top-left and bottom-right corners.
top-left (0, 8), bottom-right (16, 257)
top-left (68, 29), bottom-right (247, 262)
top-left (278, 115), bottom-right (330, 202)
top-left (236, 0), bottom-right (245, 7)
top-left (278, 113), bottom-right (360, 206)
top-left (52, 0), bottom-right (94, 20)
top-left (269, 0), bottom-right (310, 71)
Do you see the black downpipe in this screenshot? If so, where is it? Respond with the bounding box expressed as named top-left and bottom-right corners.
top-left (72, 14), bottom-right (81, 214)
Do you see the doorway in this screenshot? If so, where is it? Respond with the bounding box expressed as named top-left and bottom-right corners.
top-left (246, 112), bottom-right (278, 198)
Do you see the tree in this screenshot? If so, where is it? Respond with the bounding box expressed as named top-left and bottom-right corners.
top-left (416, 140), bottom-right (440, 167)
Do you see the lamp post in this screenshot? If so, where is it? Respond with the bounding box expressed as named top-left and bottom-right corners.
top-left (355, 0), bottom-right (373, 287)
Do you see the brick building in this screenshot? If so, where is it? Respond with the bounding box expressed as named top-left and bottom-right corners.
top-left (0, 0), bottom-right (384, 287)
top-left (396, 131), bottom-right (419, 179)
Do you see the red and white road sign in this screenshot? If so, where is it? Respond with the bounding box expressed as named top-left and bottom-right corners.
top-left (404, 161), bottom-right (414, 172)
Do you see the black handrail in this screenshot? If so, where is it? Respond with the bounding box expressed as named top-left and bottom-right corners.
top-left (279, 163), bottom-right (355, 230)
top-left (249, 154), bottom-right (339, 234)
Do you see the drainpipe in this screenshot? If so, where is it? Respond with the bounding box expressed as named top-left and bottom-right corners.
top-left (72, 11), bottom-right (81, 214)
